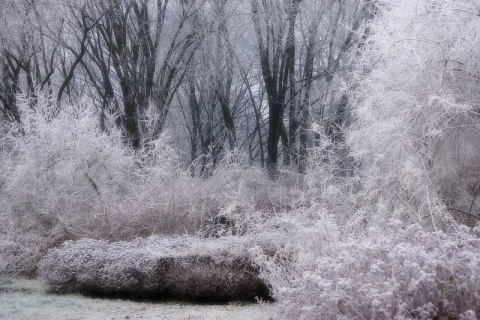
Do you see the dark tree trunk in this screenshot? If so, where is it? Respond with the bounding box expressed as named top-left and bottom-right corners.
top-left (299, 23), bottom-right (318, 174)
top-left (0, 59), bottom-right (21, 123)
top-left (251, 0), bottom-right (301, 179)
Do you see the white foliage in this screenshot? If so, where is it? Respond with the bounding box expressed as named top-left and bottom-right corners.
top-left (38, 235), bottom-right (272, 301)
top-left (1, 94), bottom-right (133, 231)
top-left (348, 0), bottom-right (480, 225)
top-left (0, 91), bottom-right (307, 277)
top-left (259, 221), bottom-right (480, 319)
top-left (0, 93), bottom-right (185, 274)
top-left (253, 2), bottom-right (480, 317)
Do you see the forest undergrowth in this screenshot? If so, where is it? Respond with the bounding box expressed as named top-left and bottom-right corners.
top-left (0, 92), bottom-right (478, 318)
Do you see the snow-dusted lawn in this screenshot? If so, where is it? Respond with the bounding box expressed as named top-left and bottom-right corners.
top-left (0, 278), bottom-right (276, 320)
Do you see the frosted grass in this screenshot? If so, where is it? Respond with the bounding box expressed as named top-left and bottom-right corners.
top-left (0, 278), bottom-right (276, 320)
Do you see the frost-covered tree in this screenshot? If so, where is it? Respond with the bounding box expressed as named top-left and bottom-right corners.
top-left (249, 0), bottom-right (373, 177)
top-left (176, 0), bottom-right (242, 175)
top-left (348, 0), bottom-right (480, 226)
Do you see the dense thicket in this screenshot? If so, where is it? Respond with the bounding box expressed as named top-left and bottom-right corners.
top-left (1, 0), bottom-right (480, 318)
top-left (348, 0), bottom-right (480, 227)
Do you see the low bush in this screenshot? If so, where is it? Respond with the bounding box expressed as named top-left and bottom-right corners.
top-left (256, 221), bottom-right (480, 319)
top-left (38, 235), bottom-right (272, 302)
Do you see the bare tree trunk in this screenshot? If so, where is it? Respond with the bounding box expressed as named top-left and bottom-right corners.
top-left (89, 0), bottom-right (197, 149)
top-left (299, 23), bottom-right (319, 174)
top-left (0, 58), bottom-right (21, 123)
top-left (251, 0), bottom-right (301, 179)
top-left (214, 0), bottom-right (236, 157)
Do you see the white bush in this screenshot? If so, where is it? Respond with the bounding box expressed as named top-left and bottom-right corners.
top-left (38, 235), bottom-right (271, 302)
top-left (348, 0), bottom-right (480, 226)
top-left (256, 221), bottom-right (480, 319)
top-left (0, 93), bottom-right (196, 275)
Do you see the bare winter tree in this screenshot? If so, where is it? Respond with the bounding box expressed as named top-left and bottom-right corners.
top-left (0, 0), bottom-right (61, 122)
top-left (249, 0), bottom-right (374, 176)
top-left (250, 0), bottom-right (301, 178)
top-left (63, 0), bottom-right (199, 149)
top-left (299, 0), bottom-right (375, 173)
top-left (0, 0), bottom-right (374, 175)
top-left (176, 0), bottom-right (258, 175)
top-left (177, 0), bottom-right (232, 175)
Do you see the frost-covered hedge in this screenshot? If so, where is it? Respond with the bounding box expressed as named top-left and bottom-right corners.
top-left (259, 222), bottom-right (480, 319)
top-left (38, 236), bottom-right (271, 302)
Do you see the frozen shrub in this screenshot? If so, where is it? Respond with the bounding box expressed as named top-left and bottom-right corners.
top-left (38, 236), bottom-right (271, 302)
top-left (0, 239), bottom-right (25, 281)
top-left (257, 221), bottom-right (480, 319)
top-left (162, 255), bottom-right (269, 301)
top-left (0, 94), bottom-right (142, 273)
top-left (0, 93), bottom-right (210, 273)
top-left (348, 0), bottom-right (480, 226)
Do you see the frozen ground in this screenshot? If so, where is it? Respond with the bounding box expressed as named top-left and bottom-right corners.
top-left (0, 278), bottom-right (276, 320)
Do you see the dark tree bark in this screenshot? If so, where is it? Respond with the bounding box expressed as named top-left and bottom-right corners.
top-left (251, 0), bottom-right (301, 179)
top-left (57, 9), bottom-right (96, 103)
top-left (214, 0), bottom-right (236, 156)
top-left (88, 0), bottom-right (197, 149)
top-left (298, 22), bottom-right (319, 174)
top-left (0, 53), bottom-right (22, 123)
